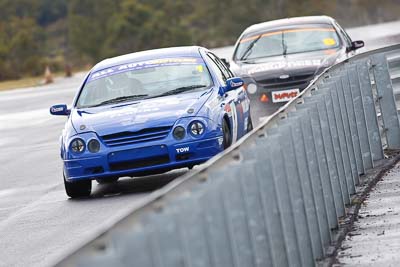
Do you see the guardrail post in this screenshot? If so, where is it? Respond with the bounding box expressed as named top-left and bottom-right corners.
top-left (201, 172), bottom-right (237, 267)
top-left (236, 162), bottom-right (274, 267)
top-left (330, 84), bottom-right (356, 197)
top-left (317, 83), bottom-right (350, 210)
top-left (342, 68), bottom-right (365, 177)
top-left (220, 165), bottom-right (258, 267)
top-left (285, 114), bottom-right (324, 260)
top-left (335, 75), bottom-right (359, 187)
top-left (289, 107), bottom-right (332, 248)
top-left (356, 59), bottom-right (385, 162)
top-left (303, 95), bottom-right (345, 219)
top-left (175, 194), bottom-right (213, 267)
top-left (297, 102), bottom-right (339, 230)
top-left (265, 132), bottom-right (302, 266)
top-left (276, 122), bottom-right (315, 266)
top-left (243, 137), bottom-right (291, 266)
top-left (111, 226), bottom-right (154, 266)
top-left (371, 53), bottom-right (400, 149)
top-left (146, 209), bottom-right (184, 267)
top-left (348, 64), bottom-right (374, 170)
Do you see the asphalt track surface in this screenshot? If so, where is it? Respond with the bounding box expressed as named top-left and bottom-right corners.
top-left (0, 21), bottom-right (399, 267)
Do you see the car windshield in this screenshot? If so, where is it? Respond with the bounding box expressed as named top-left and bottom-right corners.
top-left (76, 57), bottom-right (212, 108)
top-left (235, 25), bottom-right (340, 61)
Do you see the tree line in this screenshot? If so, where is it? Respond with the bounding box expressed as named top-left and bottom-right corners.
top-left (0, 0), bottom-right (399, 81)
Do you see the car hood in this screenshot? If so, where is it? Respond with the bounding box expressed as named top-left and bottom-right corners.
top-left (231, 50), bottom-right (340, 81)
top-left (71, 90), bottom-right (213, 136)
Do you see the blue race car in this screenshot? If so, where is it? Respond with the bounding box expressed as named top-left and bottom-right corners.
top-left (50, 46), bottom-right (252, 198)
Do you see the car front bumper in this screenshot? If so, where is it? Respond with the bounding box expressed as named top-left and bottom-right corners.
top-left (64, 136), bottom-right (224, 181)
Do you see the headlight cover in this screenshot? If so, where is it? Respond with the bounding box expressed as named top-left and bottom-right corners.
top-left (190, 121), bottom-right (205, 136)
top-left (88, 139), bottom-right (100, 153)
top-left (246, 83), bottom-right (257, 94)
top-left (173, 126), bottom-right (186, 140)
top-left (70, 138), bottom-right (85, 153)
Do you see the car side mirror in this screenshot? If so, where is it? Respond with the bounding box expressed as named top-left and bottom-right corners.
top-left (220, 77), bottom-right (244, 95)
top-left (50, 104), bottom-right (70, 116)
top-left (351, 40), bottom-right (364, 50)
top-left (221, 58), bottom-right (230, 68)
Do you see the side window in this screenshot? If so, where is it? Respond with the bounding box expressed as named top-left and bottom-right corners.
top-left (206, 54), bottom-right (228, 85)
top-left (334, 22), bottom-right (352, 48)
top-left (208, 52), bottom-right (234, 79)
top-left (219, 58), bottom-right (235, 78)
top-left (341, 28), bottom-right (352, 47)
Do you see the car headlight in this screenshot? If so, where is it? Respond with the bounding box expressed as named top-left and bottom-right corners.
top-left (190, 121), bottom-right (205, 136)
top-left (246, 83), bottom-right (257, 94)
top-left (88, 139), bottom-right (100, 153)
top-left (70, 138), bottom-right (85, 153)
top-left (173, 126), bottom-right (185, 140)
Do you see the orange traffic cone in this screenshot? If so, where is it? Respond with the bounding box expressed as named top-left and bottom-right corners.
top-left (44, 66), bottom-right (53, 84)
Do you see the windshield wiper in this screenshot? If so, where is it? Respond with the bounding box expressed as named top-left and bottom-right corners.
top-left (240, 35), bottom-right (262, 61)
top-left (157, 85), bottom-right (208, 97)
top-left (282, 31), bottom-right (287, 56)
top-left (91, 94), bottom-right (148, 107)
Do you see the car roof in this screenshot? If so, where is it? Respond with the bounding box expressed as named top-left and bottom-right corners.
top-left (92, 46), bottom-right (205, 72)
top-left (242, 15), bottom-right (335, 36)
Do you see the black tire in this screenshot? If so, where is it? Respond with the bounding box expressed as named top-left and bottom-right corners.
top-left (64, 174), bottom-right (92, 198)
top-left (96, 177), bottom-right (119, 184)
top-left (222, 118), bottom-right (232, 149)
top-left (247, 115), bottom-right (253, 132)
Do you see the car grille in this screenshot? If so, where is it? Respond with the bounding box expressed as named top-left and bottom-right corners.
top-left (256, 72), bottom-right (315, 89)
top-left (101, 126), bottom-right (172, 147)
top-left (109, 155), bottom-right (170, 171)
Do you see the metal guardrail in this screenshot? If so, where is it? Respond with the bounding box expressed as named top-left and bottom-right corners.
top-left (376, 49), bottom-right (400, 149)
top-left (388, 51), bottom-right (400, 96)
top-left (56, 44), bottom-right (400, 267)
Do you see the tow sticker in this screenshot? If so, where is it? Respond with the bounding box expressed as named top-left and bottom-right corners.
top-left (176, 147), bottom-right (190, 153)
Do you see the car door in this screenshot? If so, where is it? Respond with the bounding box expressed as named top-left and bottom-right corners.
top-left (206, 52), bottom-right (243, 141)
top-left (213, 54), bottom-right (248, 137)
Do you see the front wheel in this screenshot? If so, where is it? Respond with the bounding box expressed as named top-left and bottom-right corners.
top-left (64, 174), bottom-right (92, 198)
